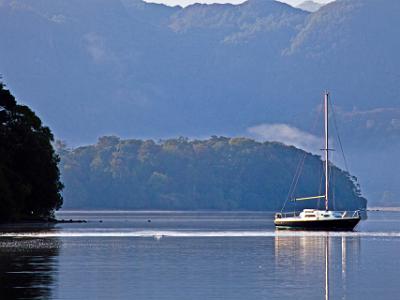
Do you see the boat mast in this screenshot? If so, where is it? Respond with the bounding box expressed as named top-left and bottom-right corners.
top-left (324, 92), bottom-right (329, 211)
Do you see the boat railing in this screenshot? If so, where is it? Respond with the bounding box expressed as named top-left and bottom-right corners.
top-left (275, 211), bottom-right (301, 219)
top-left (340, 210), bottom-right (360, 218)
top-left (275, 210), bottom-right (361, 219)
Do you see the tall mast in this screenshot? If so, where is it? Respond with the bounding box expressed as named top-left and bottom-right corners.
top-left (324, 92), bottom-right (329, 211)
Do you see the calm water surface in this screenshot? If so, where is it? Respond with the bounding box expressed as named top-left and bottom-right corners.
top-left (1, 211), bottom-right (400, 299)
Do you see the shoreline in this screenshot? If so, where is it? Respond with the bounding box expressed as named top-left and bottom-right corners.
top-left (0, 218), bottom-right (87, 227)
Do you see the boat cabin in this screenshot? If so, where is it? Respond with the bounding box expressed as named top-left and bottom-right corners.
top-left (299, 209), bottom-right (343, 220)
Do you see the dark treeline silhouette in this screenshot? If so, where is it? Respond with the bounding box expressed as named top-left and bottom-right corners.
top-left (0, 82), bottom-right (63, 222)
top-left (58, 136), bottom-right (366, 211)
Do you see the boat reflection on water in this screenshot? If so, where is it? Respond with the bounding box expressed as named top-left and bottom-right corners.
top-left (274, 234), bottom-right (361, 300)
top-left (325, 236), bottom-right (329, 300)
top-left (0, 229), bottom-right (60, 300)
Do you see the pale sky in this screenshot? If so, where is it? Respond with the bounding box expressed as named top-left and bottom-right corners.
top-left (144, 0), bottom-right (334, 8)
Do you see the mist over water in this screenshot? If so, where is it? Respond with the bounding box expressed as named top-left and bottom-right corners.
top-left (1, 211), bottom-right (400, 300)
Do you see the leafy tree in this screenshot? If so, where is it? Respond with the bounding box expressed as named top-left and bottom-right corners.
top-left (0, 82), bottom-right (63, 221)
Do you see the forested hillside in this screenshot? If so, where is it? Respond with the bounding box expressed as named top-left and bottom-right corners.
top-left (58, 136), bottom-right (366, 210)
top-left (1, 0), bottom-right (399, 205)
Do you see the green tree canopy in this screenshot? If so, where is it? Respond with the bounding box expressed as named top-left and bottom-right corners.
top-left (0, 82), bottom-right (63, 222)
top-left (59, 136), bottom-right (366, 211)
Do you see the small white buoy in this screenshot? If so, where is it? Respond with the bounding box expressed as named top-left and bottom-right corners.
top-left (154, 234), bottom-right (163, 240)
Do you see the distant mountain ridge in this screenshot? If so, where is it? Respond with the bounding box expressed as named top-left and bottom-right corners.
top-left (1, 0), bottom-right (399, 206)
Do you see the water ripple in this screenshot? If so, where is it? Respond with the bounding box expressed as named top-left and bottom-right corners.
top-left (1, 230), bottom-right (400, 238)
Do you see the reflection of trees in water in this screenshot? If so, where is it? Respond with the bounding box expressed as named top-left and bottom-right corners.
top-left (0, 238), bottom-right (60, 300)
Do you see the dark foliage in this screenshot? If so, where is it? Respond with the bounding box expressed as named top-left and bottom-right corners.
top-left (59, 136), bottom-right (366, 211)
top-left (0, 82), bottom-right (63, 221)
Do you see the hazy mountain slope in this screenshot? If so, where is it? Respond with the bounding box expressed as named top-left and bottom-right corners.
top-left (0, 0), bottom-right (399, 205)
top-left (287, 0), bottom-right (400, 106)
top-left (0, 0), bottom-right (308, 144)
top-left (283, 0), bottom-right (400, 205)
top-left (296, 1), bottom-right (323, 12)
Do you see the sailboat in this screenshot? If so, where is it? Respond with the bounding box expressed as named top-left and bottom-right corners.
top-left (274, 92), bottom-right (361, 231)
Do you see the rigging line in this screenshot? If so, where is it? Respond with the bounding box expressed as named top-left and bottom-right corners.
top-left (331, 150), bottom-right (336, 210)
top-left (282, 151), bottom-right (306, 212)
top-left (332, 168), bottom-right (336, 210)
top-left (287, 152), bottom-right (305, 199)
top-left (330, 100), bottom-right (350, 173)
top-left (285, 137), bottom-right (312, 211)
top-left (291, 98), bottom-right (324, 200)
top-left (289, 156), bottom-right (303, 200)
top-left (291, 153), bottom-right (307, 200)
top-left (282, 99), bottom-right (322, 212)
top-left (318, 163), bottom-right (324, 209)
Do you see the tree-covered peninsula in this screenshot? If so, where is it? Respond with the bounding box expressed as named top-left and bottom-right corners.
top-left (58, 136), bottom-right (366, 211)
top-left (0, 82), bottom-right (63, 222)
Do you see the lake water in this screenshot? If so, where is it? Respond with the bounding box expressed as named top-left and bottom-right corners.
top-left (1, 211), bottom-right (400, 300)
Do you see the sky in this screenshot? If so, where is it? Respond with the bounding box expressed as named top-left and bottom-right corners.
top-left (144, 0), bottom-right (334, 8)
